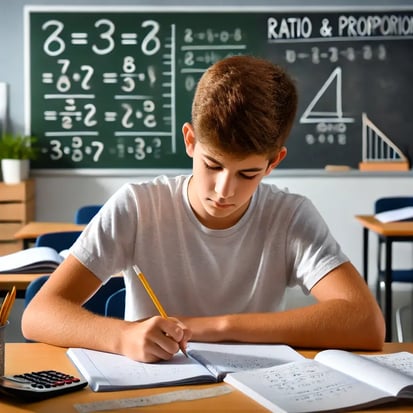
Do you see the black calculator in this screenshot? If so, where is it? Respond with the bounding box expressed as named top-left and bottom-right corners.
top-left (0, 370), bottom-right (88, 401)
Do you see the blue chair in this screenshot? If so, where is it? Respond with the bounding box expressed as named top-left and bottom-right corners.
top-left (24, 275), bottom-right (50, 309)
top-left (34, 231), bottom-right (82, 251)
top-left (24, 276), bottom-right (125, 317)
top-left (105, 288), bottom-right (126, 319)
top-left (74, 205), bottom-right (102, 224)
top-left (84, 277), bottom-right (125, 316)
top-left (31, 230), bottom-right (126, 318)
top-left (374, 196), bottom-right (413, 341)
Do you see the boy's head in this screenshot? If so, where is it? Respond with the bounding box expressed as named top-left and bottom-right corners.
top-left (191, 55), bottom-right (298, 160)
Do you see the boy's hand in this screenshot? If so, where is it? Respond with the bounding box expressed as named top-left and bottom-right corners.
top-left (121, 316), bottom-right (191, 363)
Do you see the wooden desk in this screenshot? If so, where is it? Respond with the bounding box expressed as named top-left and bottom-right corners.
top-left (0, 273), bottom-right (45, 298)
top-left (1, 342), bottom-right (413, 412)
top-left (14, 222), bottom-right (85, 249)
top-left (355, 215), bottom-right (413, 342)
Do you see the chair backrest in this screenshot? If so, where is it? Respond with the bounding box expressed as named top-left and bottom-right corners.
top-left (24, 275), bottom-right (49, 308)
top-left (105, 288), bottom-right (126, 319)
top-left (374, 197), bottom-right (413, 214)
top-left (24, 276), bottom-right (125, 316)
top-left (34, 231), bottom-right (82, 251)
top-left (374, 196), bottom-right (413, 275)
top-left (84, 277), bottom-right (125, 315)
top-left (74, 205), bottom-right (102, 224)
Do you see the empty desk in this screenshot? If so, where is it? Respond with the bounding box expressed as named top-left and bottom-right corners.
top-left (355, 214), bottom-right (413, 342)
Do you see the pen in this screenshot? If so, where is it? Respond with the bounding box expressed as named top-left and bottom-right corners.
top-left (132, 265), bottom-right (188, 357)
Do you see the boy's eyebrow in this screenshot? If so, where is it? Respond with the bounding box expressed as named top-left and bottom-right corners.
top-left (204, 154), bottom-right (265, 172)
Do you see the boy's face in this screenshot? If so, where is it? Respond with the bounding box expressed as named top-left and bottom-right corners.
top-left (183, 123), bottom-right (286, 229)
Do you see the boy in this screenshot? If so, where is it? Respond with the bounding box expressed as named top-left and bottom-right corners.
top-left (22, 56), bottom-right (385, 362)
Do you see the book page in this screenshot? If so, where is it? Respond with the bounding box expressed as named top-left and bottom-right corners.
top-left (187, 342), bottom-right (303, 379)
top-left (67, 348), bottom-right (216, 392)
top-left (0, 246), bottom-right (63, 273)
top-left (315, 350), bottom-right (413, 396)
top-left (368, 352), bottom-right (413, 379)
top-left (224, 359), bottom-right (391, 413)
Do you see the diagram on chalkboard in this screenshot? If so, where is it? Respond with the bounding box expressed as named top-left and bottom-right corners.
top-left (300, 67), bottom-right (355, 124)
top-left (359, 113), bottom-right (409, 171)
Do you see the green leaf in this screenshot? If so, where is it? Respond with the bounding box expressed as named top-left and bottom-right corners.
top-left (0, 134), bottom-right (39, 160)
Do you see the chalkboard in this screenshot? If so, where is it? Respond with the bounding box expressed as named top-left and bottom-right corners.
top-left (25, 6), bottom-right (413, 171)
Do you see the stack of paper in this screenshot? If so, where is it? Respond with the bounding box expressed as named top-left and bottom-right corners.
top-left (375, 206), bottom-right (413, 223)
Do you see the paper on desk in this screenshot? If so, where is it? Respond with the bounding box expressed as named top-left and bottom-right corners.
top-left (375, 206), bottom-right (413, 223)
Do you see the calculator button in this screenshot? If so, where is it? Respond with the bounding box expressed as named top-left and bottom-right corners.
top-left (0, 370), bottom-right (88, 401)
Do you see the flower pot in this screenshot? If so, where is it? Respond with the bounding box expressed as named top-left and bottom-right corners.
top-left (1, 159), bottom-right (30, 184)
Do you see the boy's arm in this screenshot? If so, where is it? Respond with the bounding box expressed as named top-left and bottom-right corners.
top-left (21, 254), bottom-right (190, 362)
top-left (180, 262), bottom-right (386, 351)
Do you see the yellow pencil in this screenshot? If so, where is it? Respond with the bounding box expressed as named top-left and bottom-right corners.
top-left (132, 265), bottom-right (188, 357)
top-left (0, 286), bottom-right (16, 326)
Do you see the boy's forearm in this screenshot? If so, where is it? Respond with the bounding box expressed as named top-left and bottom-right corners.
top-left (181, 300), bottom-right (384, 351)
top-left (22, 298), bottom-right (126, 353)
top-left (23, 298), bottom-right (189, 362)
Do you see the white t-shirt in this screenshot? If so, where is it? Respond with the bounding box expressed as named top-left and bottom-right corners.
top-left (70, 175), bottom-right (348, 321)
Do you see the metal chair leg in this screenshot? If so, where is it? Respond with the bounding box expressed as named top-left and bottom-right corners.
top-left (395, 305), bottom-right (407, 343)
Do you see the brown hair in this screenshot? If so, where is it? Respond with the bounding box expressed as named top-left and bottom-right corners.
top-left (191, 55), bottom-right (298, 159)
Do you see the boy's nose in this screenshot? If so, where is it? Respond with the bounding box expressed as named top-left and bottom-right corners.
top-left (215, 171), bottom-right (235, 199)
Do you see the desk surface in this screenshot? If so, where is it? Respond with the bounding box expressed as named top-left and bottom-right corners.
top-left (355, 215), bottom-right (413, 236)
top-left (0, 273), bottom-right (122, 297)
top-left (14, 222), bottom-right (85, 241)
top-left (2, 342), bottom-right (413, 412)
top-left (0, 273), bottom-right (44, 292)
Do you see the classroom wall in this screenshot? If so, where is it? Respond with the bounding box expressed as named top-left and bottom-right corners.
top-left (2, 0), bottom-right (413, 342)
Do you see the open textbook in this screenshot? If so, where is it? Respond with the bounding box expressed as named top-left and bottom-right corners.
top-left (66, 342), bottom-right (304, 392)
top-left (224, 349), bottom-right (413, 413)
top-left (0, 246), bottom-right (69, 273)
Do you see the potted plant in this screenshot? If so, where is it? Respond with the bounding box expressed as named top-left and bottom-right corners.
top-left (0, 133), bottom-right (39, 184)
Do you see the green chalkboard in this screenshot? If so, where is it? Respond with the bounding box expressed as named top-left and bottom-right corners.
top-left (25, 6), bottom-right (413, 171)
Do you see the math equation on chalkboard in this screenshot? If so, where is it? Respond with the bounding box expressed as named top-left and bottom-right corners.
top-left (25, 6), bottom-right (413, 171)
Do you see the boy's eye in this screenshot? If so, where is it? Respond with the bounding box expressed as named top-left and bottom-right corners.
top-left (239, 173), bottom-right (257, 180)
top-left (204, 161), bottom-right (258, 179)
top-left (204, 162), bottom-right (221, 171)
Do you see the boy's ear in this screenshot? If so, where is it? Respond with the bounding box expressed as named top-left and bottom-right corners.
top-left (182, 122), bottom-right (196, 158)
top-left (265, 146), bottom-right (287, 175)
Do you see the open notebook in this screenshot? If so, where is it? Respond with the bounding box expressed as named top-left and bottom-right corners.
top-left (67, 342), bottom-right (303, 392)
top-left (224, 349), bottom-right (413, 412)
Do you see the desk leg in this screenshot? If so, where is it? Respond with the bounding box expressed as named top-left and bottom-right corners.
top-left (362, 227), bottom-right (369, 283)
top-left (23, 238), bottom-right (35, 249)
top-left (385, 239), bottom-right (393, 342)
